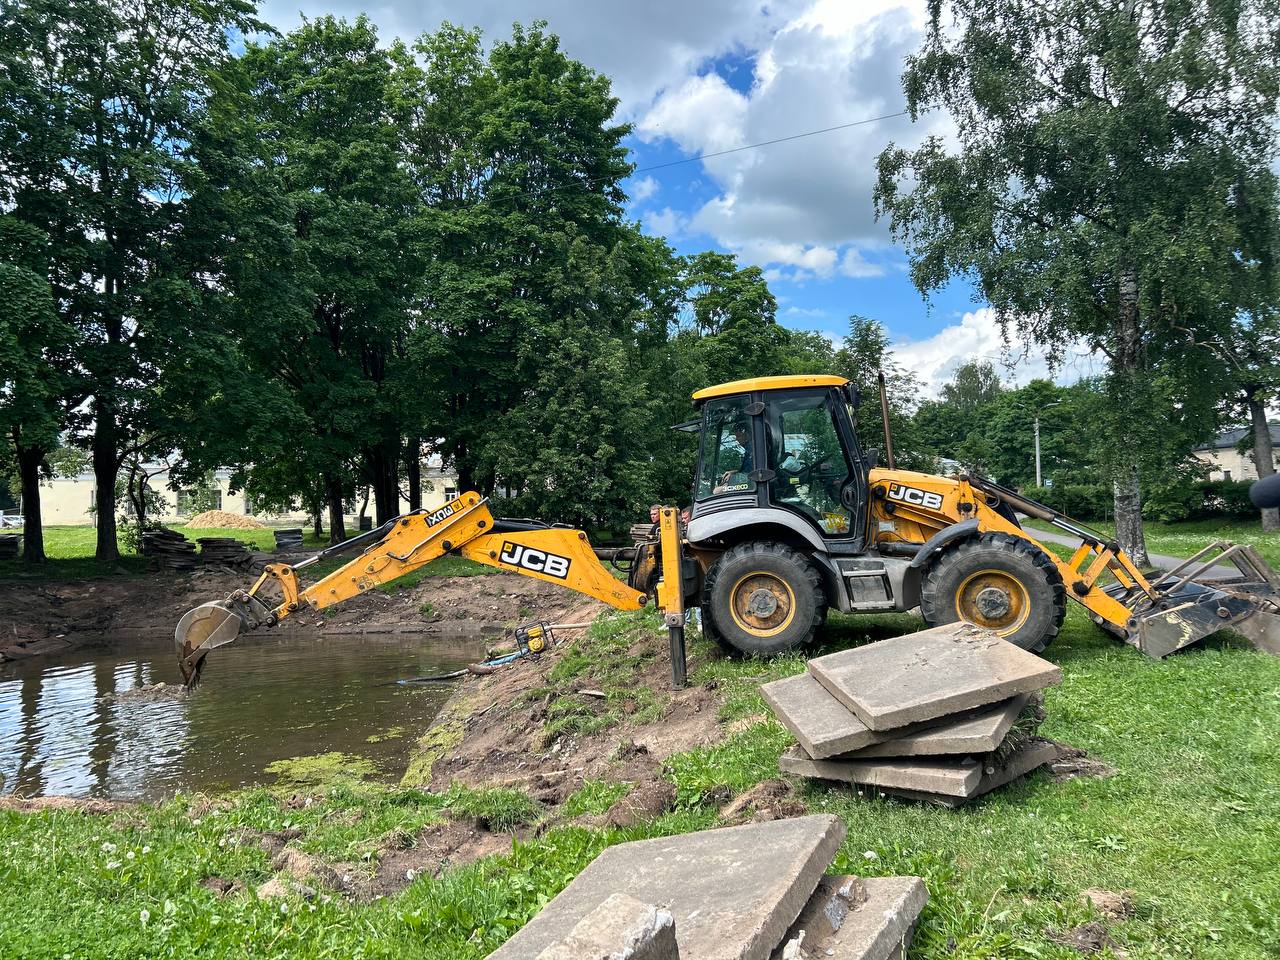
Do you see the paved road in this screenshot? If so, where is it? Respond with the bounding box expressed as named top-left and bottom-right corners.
top-left (1028, 525), bottom-right (1240, 581)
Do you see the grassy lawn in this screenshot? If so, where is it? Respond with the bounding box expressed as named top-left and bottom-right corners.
top-left (0, 524), bottom-right (492, 583)
top-left (3, 606), bottom-right (1277, 958)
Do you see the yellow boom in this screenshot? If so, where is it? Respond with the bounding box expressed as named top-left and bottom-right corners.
top-left (176, 493), bottom-right (689, 686)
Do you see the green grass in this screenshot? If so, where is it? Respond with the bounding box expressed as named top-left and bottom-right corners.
top-left (2, 606), bottom-right (1278, 957)
top-left (3, 607), bottom-right (1276, 958)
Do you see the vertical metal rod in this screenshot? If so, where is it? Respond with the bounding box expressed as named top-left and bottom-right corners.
top-left (668, 625), bottom-right (687, 689)
top-left (1034, 416), bottom-right (1042, 488)
top-left (877, 369), bottom-right (895, 469)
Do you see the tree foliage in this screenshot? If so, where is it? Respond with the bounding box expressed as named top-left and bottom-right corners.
top-left (876, 0), bottom-right (1280, 563)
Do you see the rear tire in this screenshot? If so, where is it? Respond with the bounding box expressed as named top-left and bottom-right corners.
top-left (920, 533), bottom-right (1065, 653)
top-left (702, 541), bottom-right (826, 656)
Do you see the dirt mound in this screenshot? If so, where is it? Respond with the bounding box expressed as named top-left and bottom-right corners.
top-left (184, 510), bottom-right (266, 529)
top-left (366, 820), bottom-right (513, 898)
top-left (1045, 921), bottom-right (1117, 954)
top-left (1049, 746), bottom-right (1117, 782)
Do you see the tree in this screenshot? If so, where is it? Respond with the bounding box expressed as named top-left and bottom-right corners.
top-left (0, 0), bottom-right (265, 561)
top-left (0, 218), bottom-right (73, 562)
top-left (876, 0), bottom-right (1280, 565)
top-left (941, 360), bottom-right (1004, 413)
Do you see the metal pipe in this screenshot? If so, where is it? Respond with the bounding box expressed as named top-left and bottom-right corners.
top-left (877, 369), bottom-right (895, 470)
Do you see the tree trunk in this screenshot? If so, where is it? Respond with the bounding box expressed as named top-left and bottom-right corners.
top-left (16, 444), bottom-right (46, 564)
top-left (325, 476), bottom-right (347, 545)
top-left (406, 439), bottom-right (422, 512)
top-left (92, 402), bottom-right (120, 563)
top-left (312, 512), bottom-right (322, 540)
top-left (1111, 268), bottom-right (1149, 567)
top-left (369, 443), bottom-right (400, 525)
top-left (1248, 396), bottom-right (1279, 532)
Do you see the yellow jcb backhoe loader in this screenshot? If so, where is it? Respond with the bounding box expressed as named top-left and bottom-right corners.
top-left (177, 375), bottom-right (1280, 688)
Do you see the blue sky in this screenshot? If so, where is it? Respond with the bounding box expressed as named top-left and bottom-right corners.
top-left (254, 0), bottom-right (1091, 390)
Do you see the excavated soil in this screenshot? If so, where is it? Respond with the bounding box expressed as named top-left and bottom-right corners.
top-left (0, 567), bottom-right (594, 662)
top-left (423, 636), bottom-right (725, 797)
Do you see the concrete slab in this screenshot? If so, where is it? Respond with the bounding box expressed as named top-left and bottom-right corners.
top-left (487, 815), bottom-right (847, 960)
top-left (778, 747), bottom-right (983, 799)
top-left (874, 738), bottom-right (1063, 808)
top-left (807, 623), bottom-right (1061, 731)
top-left (844, 695), bottom-right (1030, 759)
top-left (770, 875), bottom-right (928, 960)
top-left (760, 672), bottom-right (887, 759)
top-left (762, 671), bottom-right (1031, 760)
top-left (536, 893), bottom-right (678, 960)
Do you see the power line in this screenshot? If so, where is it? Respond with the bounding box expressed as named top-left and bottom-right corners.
top-left (630, 110), bottom-right (911, 176)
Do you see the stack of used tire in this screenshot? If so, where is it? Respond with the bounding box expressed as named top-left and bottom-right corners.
top-left (141, 528), bottom-right (199, 571)
top-left (0, 535), bottom-right (21, 560)
top-left (273, 528), bottom-right (304, 552)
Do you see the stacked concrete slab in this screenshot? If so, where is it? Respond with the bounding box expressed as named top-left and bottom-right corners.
top-left (763, 622), bottom-right (1063, 807)
top-left (487, 815), bottom-right (927, 960)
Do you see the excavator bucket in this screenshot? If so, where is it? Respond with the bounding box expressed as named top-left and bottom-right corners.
top-left (1109, 542), bottom-right (1280, 658)
top-left (175, 594), bottom-right (275, 686)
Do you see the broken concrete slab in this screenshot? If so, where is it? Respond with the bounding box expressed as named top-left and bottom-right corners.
top-left (844, 695), bottom-right (1031, 759)
top-left (870, 738), bottom-right (1063, 808)
top-left (807, 622), bottom-right (1061, 731)
top-left (778, 747), bottom-right (983, 799)
top-left (536, 893), bottom-right (679, 960)
top-left (770, 875), bottom-right (928, 960)
top-left (487, 815), bottom-right (847, 960)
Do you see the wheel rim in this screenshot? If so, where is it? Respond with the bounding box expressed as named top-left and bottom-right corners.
top-left (728, 572), bottom-right (796, 638)
top-left (955, 568), bottom-right (1031, 635)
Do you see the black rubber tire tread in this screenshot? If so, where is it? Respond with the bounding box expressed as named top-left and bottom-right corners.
top-left (701, 541), bottom-right (826, 656)
top-left (919, 532), bottom-right (1066, 653)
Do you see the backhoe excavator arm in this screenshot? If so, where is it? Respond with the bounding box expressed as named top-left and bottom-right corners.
top-left (176, 493), bottom-right (659, 686)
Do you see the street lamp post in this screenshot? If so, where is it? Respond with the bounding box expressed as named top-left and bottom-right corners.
top-left (1034, 401), bottom-right (1062, 487)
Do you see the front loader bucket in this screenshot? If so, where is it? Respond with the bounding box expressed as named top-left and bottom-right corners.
top-left (1115, 542), bottom-right (1280, 659)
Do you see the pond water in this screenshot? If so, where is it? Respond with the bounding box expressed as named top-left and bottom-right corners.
top-left (0, 631), bottom-right (488, 801)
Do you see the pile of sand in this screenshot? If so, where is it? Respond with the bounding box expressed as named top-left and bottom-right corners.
top-left (185, 510), bottom-right (267, 529)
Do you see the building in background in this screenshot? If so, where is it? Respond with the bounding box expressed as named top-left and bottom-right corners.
top-left (33, 455), bottom-right (458, 526)
top-left (1192, 424), bottom-right (1280, 482)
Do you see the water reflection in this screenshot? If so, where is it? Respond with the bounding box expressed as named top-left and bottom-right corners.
top-left (0, 632), bottom-right (484, 800)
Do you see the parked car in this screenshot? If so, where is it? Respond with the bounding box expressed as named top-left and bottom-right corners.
top-left (0, 513), bottom-right (22, 529)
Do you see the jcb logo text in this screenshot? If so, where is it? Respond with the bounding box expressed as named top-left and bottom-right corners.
top-left (887, 483), bottom-right (944, 511)
top-left (425, 503), bottom-right (459, 526)
top-left (499, 542), bottom-right (571, 579)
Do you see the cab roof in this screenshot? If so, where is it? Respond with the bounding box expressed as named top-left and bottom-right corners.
top-left (692, 374), bottom-right (850, 403)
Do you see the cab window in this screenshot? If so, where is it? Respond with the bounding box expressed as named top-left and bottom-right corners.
top-left (767, 392), bottom-right (853, 535)
top-left (696, 397), bottom-right (757, 501)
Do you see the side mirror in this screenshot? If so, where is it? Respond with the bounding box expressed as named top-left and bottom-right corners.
top-left (865, 447), bottom-right (881, 469)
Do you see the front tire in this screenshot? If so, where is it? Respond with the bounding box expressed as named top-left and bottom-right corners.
top-left (702, 542), bottom-right (826, 656)
top-left (920, 533), bottom-right (1065, 653)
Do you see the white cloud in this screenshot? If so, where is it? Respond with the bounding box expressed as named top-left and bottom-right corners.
top-left (641, 207), bottom-right (688, 238)
top-left (631, 176), bottom-right (659, 202)
top-left (839, 249), bottom-right (886, 278)
top-left (637, 0), bottom-right (949, 279)
top-left (255, 0), bottom-right (809, 118)
top-left (892, 308), bottom-right (1104, 394)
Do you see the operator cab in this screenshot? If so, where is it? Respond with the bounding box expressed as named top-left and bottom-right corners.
top-left (689, 375), bottom-right (870, 550)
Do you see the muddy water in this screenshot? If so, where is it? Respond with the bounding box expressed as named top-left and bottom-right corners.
top-left (0, 631), bottom-right (488, 801)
